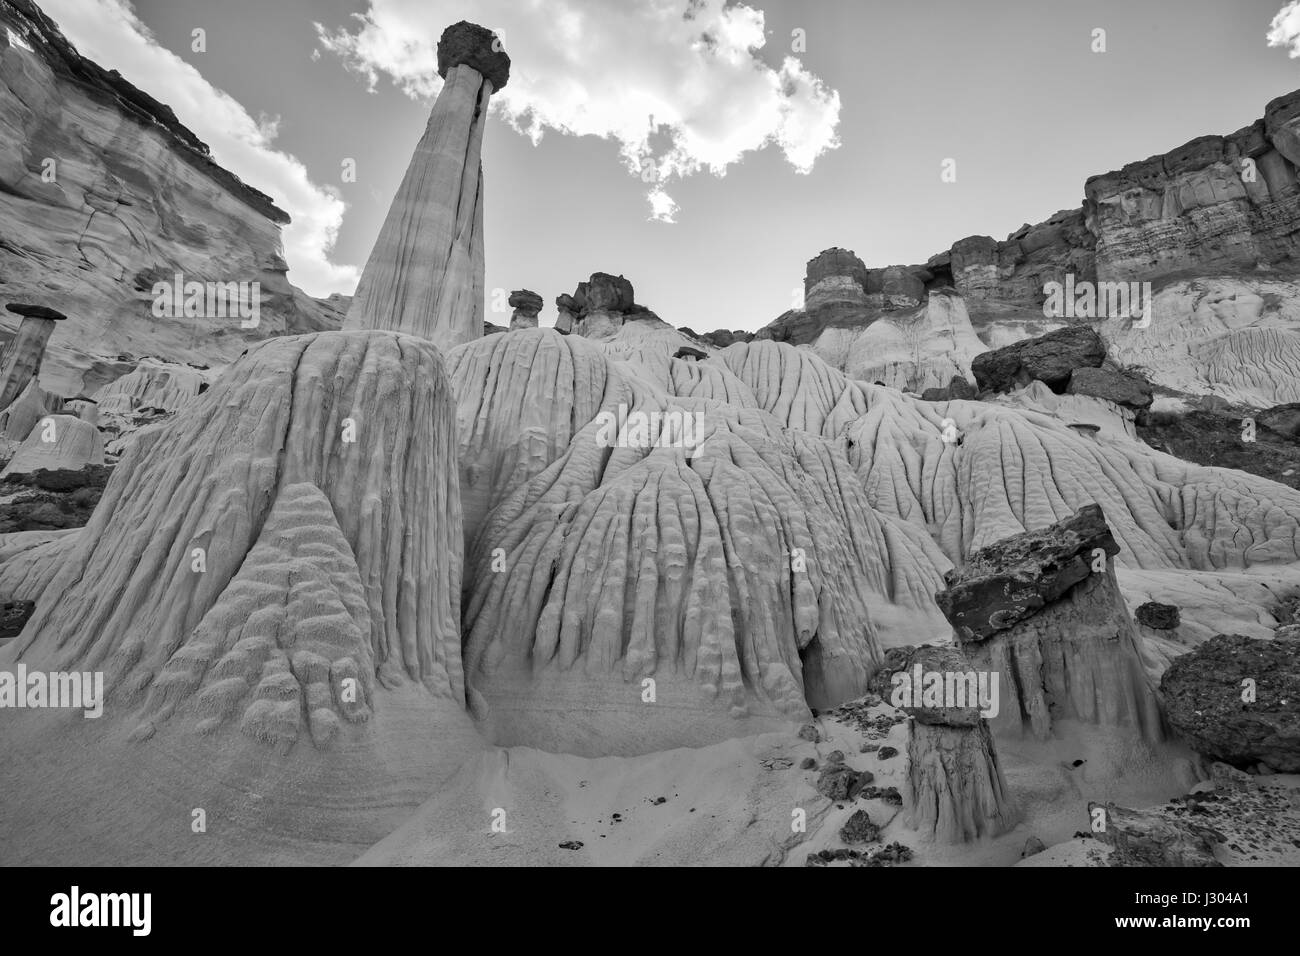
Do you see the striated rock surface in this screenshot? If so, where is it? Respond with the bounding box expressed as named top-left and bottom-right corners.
top-left (1161, 633), bottom-right (1300, 772)
top-left (450, 333), bottom-right (953, 755)
top-left (344, 22), bottom-right (509, 347)
top-left (0, 1), bottom-right (342, 396)
top-left (5, 330), bottom-right (464, 699)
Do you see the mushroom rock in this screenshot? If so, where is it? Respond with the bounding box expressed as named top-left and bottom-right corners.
top-left (0, 329), bottom-right (479, 863)
top-left (890, 643), bottom-right (1018, 842)
top-left (936, 505), bottom-right (1164, 743)
top-left (554, 294), bottom-right (578, 334)
top-left (507, 289), bottom-right (542, 330)
top-left (0, 413), bottom-right (104, 476)
top-left (343, 22), bottom-right (509, 347)
top-left (460, 399), bottom-right (952, 756)
top-left (0, 302), bottom-right (66, 411)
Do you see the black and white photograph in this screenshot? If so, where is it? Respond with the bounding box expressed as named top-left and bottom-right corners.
top-left (0, 0), bottom-right (1296, 923)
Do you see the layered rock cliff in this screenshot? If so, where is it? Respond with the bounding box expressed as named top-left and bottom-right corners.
top-left (0, 0), bottom-right (343, 398)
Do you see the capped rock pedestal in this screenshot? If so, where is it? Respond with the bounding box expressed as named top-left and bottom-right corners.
top-left (344, 22), bottom-right (510, 347)
top-left (936, 504), bottom-right (1164, 743)
top-left (508, 289), bottom-right (542, 330)
top-left (890, 644), bottom-right (1018, 842)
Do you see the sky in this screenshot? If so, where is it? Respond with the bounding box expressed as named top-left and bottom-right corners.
top-left (34, 0), bottom-right (1300, 332)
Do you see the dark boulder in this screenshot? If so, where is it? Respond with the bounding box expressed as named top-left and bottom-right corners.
top-left (1135, 601), bottom-right (1180, 630)
top-left (971, 325), bottom-right (1106, 394)
top-left (1067, 366), bottom-right (1154, 408)
top-left (1160, 633), bottom-right (1300, 772)
top-left (436, 20), bottom-right (510, 91)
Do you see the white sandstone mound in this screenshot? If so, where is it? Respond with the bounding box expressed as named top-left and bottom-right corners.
top-left (454, 332), bottom-right (952, 755)
top-left (446, 329), bottom-right (646, 544)
top-left (1102, 276), bottom-right (1300, 407)
top-left (127, 482), bottom-right (375, 750)
top-left (718, 340), bottom-right (1300, 571)
top-left (0, 329), bottom-right (481, 864)
top-left (0, 413), bottom-right (103, 476)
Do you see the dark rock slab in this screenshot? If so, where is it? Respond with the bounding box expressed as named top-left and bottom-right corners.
top-left (1161, 633), bottom-right (1300, 772)
top-left (935, 503), bottom-right (1119, 642)
top-left (971, 325), bottom-right (1106, 393)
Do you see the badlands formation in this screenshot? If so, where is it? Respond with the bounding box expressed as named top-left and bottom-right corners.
top-left (1, 4), bottom-right (1300, 867)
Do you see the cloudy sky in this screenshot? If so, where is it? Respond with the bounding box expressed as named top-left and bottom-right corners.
top-left (36, 0), bottom-right (1300, 332)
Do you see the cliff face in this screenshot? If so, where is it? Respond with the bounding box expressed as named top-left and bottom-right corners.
top-left (1086, 91), bottom-right (1300, 281)
top-left (0, 0), bottom-right (343, 397)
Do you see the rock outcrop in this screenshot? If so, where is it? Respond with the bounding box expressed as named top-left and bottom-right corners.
top-left (936, 505), bottom-right (1164, 742)
top-left (553, 273), bottom-right (661, 339)
top-left (1161, 633), bottom-right (1300, 772)
top-left (507, 290), bottom-right (543, 330)
top-left (1088, 801), bottom-right (1225, 866)
top-left (1086, 91), bottom-right (1300, 282)
top-left (6, 330), bottom-right (465, 710)
top-left (344, 22), bottom-right (509, 347)
top-left (972, 325), bottom-right (1106, 394)
top-left (0, 0), bottom-right (342, 396)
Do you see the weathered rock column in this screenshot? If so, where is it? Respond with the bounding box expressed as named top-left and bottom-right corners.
top-left (0, 303), bottom-right (67, 412)
top-left (344, 21), bottom-right (510, 347)
top-left (508, 290), bottom-right (542, 330)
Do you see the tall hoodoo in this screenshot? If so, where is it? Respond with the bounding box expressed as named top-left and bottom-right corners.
top-left (0, 303), bottom-right (66, 412)
top-left (344, 21), bottom-right (510, 347)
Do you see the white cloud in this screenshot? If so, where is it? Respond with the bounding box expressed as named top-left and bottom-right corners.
top-left (39, 0), bottom-right (358, 297)
top-left (1269, 1), bottom-right (1300, 56)
top-left (316, 0), bottom-right (842, 220)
